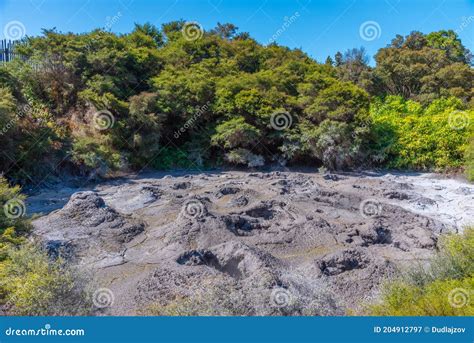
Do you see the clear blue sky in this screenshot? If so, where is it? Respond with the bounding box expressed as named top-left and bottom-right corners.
top-left (1, 0), bottom-right (473, 64)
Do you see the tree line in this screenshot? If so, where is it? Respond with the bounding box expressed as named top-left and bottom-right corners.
top-left (0, 22), bottom-right (472, 184)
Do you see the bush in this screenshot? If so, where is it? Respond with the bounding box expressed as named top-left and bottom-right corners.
top-left (368, 228), bottom-right (474, 316)
top-left (0, 178), bottom-right (92, 315)
top-left (150, 147), bottom-right (196, 169)
top-left (301, 120), bottom-right (364, 170)
top-left (0, 244), bottom-right (93, 315)
top-left (225, 148), bottom-right (265, 167)
top-left (371, 96), bottom-right (473, 171)
top-left (466, 138), bottom-right (474, 182)
top-left (71, 135), bottom-right (125, 176)
top-left (211, 117), bottom-right (261, 150)
top-left (0, 177), bottom-right (30, 260)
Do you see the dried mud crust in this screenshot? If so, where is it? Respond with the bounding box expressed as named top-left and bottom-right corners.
top-left (31, 170), bottom-right (473, 315)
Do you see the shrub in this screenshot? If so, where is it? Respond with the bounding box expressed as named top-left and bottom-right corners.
top-left (370, 96), bottom-right (473, 171)
top-left (301, 120), bottom-right (363, 170)
top-left (368, 228), bottom-right (474, 316)
top-left (225, 148), bottom-right (265, 167)
top-left (0, 244), bottom-right (93, 315)
top-left (466, 138), bottom-right (474, 182)
top-left (150, 147), bottom-right (196, 169)
top-left (0, 177), bottom-right (30, 260)
top-left (211, 117), bottom-right (261, 150)
top-left (71, 135), bottom-right (125, 176)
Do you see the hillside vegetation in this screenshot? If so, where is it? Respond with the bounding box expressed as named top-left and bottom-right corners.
top-left (0, 23), bottom-right (472, 184)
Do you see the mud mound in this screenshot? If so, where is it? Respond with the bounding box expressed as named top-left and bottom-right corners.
top-left (34, 191), bottom-right (145, 267)
top-left (31, 170), bottom-right (471, 315)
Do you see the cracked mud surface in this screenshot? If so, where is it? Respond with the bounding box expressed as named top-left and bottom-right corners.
top-left (30, 170), bottom-right (473, 315)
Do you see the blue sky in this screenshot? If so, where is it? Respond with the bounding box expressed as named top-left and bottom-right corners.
top-left (1, 0), bottom-right (473, 63)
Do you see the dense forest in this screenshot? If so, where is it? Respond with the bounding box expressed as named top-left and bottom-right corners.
top-left (0, 22), bottom-right (472, 185)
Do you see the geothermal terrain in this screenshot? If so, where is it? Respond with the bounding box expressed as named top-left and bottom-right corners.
top-left (29, 170), bottom-right (473, 315)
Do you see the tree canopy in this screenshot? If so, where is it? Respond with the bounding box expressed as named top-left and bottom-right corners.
top-left (0, 24), bottom-right (472, 183)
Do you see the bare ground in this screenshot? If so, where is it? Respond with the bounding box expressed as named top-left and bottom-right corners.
top-left (29, 170), bottom-right (474, 315)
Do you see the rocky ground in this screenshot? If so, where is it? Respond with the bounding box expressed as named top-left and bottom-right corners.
top-left (29, 170), bottom-right (474, 315)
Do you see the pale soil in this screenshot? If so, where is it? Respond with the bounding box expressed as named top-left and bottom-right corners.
top-left (29, 170), bottom-right (473, 315)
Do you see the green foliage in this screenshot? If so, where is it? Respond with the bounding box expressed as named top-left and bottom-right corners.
top-left (466, 138), bottom-right (474, 182)
top-left (374, 30), bottom-right (473, 103)
top-left (70, 135), bottom-right (124, 174)
top-left (370, 96), bottom-right (472, 170)
top-left (212, 117), bottom-right (261, 149)
top-left (0, 244), bottom-right (93, 315)
top-left (150, 147), bottom-right (196, 170)
top-left (368, 228), bottom-right (474, 316)
top-left (0, 177), bottom-right (30, 260)
top-left (0, 179), bottom-right (91, 316)
top-left (0, 25), bottom-right (473, 180)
